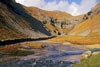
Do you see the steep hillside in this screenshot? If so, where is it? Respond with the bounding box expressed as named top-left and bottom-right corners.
top-left (0, 0), bottom-right (51, 41)
top-left (66, 2), bottom-right (100, 44)
top-left (69, 14), bottom-right (100, 36)
top-left (24, 6), bottom-right (82, 35)
top-left (68, 2), bottom-right (100, 36)
top-left (0, 0), bottom-right (83, 41)
top-left (48, 2), bottom-right (100, 44)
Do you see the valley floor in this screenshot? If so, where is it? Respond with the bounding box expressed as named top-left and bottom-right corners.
top-left (0, 37), bottom-right (100, 67)
top-left (0, 41), bottom-right (87, 67)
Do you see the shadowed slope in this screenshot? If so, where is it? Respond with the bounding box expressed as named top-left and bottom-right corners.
top-left (0, 0), bottom-right (51, 40)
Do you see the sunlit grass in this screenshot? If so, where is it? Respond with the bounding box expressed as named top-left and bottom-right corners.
top-left (21, 42), bottom-right (45, 49)
top-left (48, 36), bottom-right (100, 44)
top-left (72, 54), bottom-right (100, 67)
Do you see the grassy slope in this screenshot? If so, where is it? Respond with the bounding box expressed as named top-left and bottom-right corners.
top-left (65, 14), bottom-right (100, 44)
top-left (47, 2), bottom-right (100, 44)
top-left (68, 14), bottom-right (100, 37)
top-left (48, 3), bottom-right (100, 44)
top-left (0, 1), bottom-right (51, 41)
top-left (24, 6), bottom-right (72, 21)
top-left (0, 0), bottom-right (83, 40)
top-left (61, 3), bottom-right (100, 44)
top-left (24, 6), bottom-right (82, 35)
top-left (0, 42), bottom-right (43, 56)
top-left (48, 10), bottom-right (100, 44)
top-left (72, 54), bottom-right (100, 67)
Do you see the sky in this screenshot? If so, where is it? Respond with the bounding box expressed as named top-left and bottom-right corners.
top-left (16, 0), bottom-right (100, 16)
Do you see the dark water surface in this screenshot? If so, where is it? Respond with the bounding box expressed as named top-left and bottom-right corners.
top-left (0, 42), bottom-right (86, 67)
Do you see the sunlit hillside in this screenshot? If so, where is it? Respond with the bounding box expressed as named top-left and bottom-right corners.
top-left (66, 2), bottom-right (100, 44)
top-left (24, 6), bottom-right (83, 35)
top-left (49, 2), bottom-right (100, 44)
top-left (0, 0), bottom-right (100, 67)
top-left (0, 0), bottom-right (83, 41)
top-left (69, 14), bottom-right (100, 37)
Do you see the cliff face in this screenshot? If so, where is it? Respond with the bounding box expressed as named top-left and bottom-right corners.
top-left (0, 0), bottom-right (51, 40)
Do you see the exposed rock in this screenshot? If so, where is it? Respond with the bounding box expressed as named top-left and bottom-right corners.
top-left (81, 50), bottom-right (100, 59)
top-left (0, 0), bottom-right (83, 41)
top-left (92, 51), bottom-right (100, 56)
top-left (81, 51), bottom-right (92, 59)
top-left (24, 6), bottom-right (83, 35)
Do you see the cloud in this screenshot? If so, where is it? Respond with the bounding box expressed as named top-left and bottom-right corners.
top-left (16, 0), bottom-right (46, 8)
top-left (16, 0), bottom-right (98, 16)
top-left (16, 0), bottom-right (24, 3)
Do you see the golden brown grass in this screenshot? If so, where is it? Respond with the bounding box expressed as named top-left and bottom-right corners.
top-left (51, 13), bottom-right (100, 45)
top-left (72, 54), bottom-right (100, 67)
top-left (0, 45), bottom-right (20, 54)
top-left (65, 36), bottom-right (100, 44)
top-left (21, 42), bottom-right (44, 49)
top-left (0, 42), bottom-right (44, 56)
top-left (0, 27), bottom-right (26, 41)
top-left (68, 14), bottom-right (100, 37)
top-left (48, 36), bottom-right (100, 44)
top-left (62, 28), bottom-right (71, 34)
top-left (44, 23), bottom-right (56, 31)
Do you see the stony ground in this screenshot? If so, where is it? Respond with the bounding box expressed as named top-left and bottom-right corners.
top-left (0, 42), bottom-right (87, 67)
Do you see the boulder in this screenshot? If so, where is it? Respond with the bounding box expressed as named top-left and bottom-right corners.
top-left (81, 54), bottom-right (89, 59)
top-left (81, 51), bottom-right (92, 59)
top-left (92, 51), bottom-right (100, 56)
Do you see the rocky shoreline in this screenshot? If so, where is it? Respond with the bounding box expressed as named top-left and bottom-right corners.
top-left (0, 42), bottom-right (100, 67)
